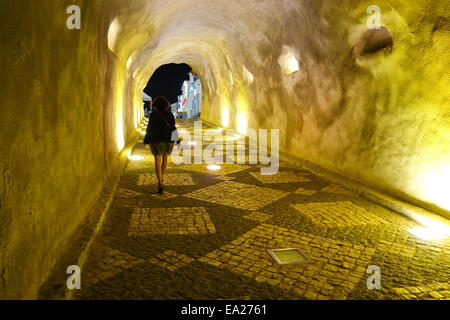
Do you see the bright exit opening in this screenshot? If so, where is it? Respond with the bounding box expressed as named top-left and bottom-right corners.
top-left (143, 63), bottom-right (202, 120)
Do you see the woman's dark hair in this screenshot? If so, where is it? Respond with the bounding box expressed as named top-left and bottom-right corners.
top-left (152, 96), bottom-right (170, 111)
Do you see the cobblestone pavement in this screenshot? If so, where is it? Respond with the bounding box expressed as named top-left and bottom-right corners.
top-left (68, 119), bottom-right (449, 300)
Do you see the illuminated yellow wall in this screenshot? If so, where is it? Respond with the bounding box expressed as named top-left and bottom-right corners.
top-left (0, 0), bottom-right (142, 298)
top-left (0, 0), bottom-right (449, 299)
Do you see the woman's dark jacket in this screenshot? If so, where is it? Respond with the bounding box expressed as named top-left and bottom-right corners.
top-left (144, 110), bottom-right (176, 144)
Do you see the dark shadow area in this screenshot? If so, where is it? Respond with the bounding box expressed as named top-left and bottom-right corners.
top-left (144, 63), bottom-right (192, 104)
top-left (353, 26), bottom-right (393, 58)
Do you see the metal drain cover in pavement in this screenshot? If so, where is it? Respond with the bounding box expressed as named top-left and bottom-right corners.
top-left (267, 248), bottom-right (313, 266)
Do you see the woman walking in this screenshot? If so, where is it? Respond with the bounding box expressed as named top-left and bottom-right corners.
top-left (143, 96), bottom-right (177, 194)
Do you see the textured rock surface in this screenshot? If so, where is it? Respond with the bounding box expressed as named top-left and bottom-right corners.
top-left (127, 0), bottom-right (450, 215)
top-left (0, 0), bottom-right (449, 298)
top-left (0, 1), bottom-right (140, 298)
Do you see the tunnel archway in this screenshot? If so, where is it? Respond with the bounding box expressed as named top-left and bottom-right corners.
top-left (144, 63), bottom-right (192, 105)
top-left (143, 63), bottom-right (203, 119)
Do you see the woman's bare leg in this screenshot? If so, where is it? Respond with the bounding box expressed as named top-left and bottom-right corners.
top-left (154, 156), bottom-right (163, 186)
top-left (161, 153), bottom-right (169, 185)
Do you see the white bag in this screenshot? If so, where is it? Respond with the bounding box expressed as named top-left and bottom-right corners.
top-left (171, 129), bottom-right (180, 142)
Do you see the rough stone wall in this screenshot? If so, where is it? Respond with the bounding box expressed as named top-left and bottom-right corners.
top-left (0, 1), bottom-right (140, 298)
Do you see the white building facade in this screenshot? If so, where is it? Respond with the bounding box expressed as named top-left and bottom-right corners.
top-left (178, 72), bottom-right (202, 119)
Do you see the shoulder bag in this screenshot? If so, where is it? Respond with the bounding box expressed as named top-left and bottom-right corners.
top-left (156, 111), bottom-right (180, 144)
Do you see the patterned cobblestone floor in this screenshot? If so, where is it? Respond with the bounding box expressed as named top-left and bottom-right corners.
top-left (291, 201), bottom-right (389, 228)
top-left (128, 207), bottom-right (216, 236)
top-left (249, 171), bottom-right (311, 184)
top-left (52, 119), bottom-right (449, 300)
top-left (184, 181), bottom-right (290, 211)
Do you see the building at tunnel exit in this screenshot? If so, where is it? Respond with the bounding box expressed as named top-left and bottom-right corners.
top-left (178, 72), bottom-right (202, 119)
top-left (0, 0), bottom-right (449, 300)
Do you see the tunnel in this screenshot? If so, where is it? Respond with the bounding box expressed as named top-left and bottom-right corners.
top-left (0, 0), bottom-right (449, 300)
